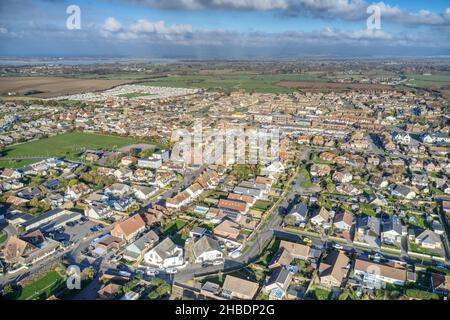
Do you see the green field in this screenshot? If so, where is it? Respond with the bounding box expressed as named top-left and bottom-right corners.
top-left (119, 92), bottom-right (155, 98)
top-left (404, 73), bottom-right (450, 89)
top-left (0, 231), bottom-right (7, 246)
top-left (0, 132), bottom-right (143, 168)
top-left (18, 270), bottom-right (65, 300)
top-left (143, 74), bottom-right (327, 93)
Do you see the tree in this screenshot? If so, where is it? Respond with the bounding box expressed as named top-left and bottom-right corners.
top-left (284, 214), bottom-right (297, 226)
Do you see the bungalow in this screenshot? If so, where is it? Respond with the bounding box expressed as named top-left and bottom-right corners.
top-left (381, 216), bottom-right (404, 245)
top-left (431, 273), bottom-right (450, 296)
top-left (286, 203), bottom-right (309, 226)
top-left (332, 171), bottom-right (353, 184)
top-left (318, 250), bottom-right (350, 288)
top-left (221, 275), bottom-right (259, 300)
top-left (391, 184), bottom-right (416, 200)
top-left (133, 185), bottom-right (157, 201)
top-left (192, 235), bottom-right (223, 264)
top-left (121, 156), bottom-right (137, 167)
top-left (166, 191), bottom-right (191, 210)
top-left (309, 164), bottom-right (331, 177)
top-left (217, 199), bottom-right (248, 214)
top-left (415, 229), bottom-right (442, 250)
top-left (354, 259), bottom-right (407, 288)
top-left (420, 133), bottom-right (450, 145)
top-left (269, 240), bottom-right (310, 269)
top-left (392, 131), bottom-right (411, 144)
top-left (310, 207), bottom-right (330, 228)
top-left (2, 231), bottom-right (60, 266)
top-left (336, 184), bottom-right (362, 196)
top-left (0, 168), bottom-right (23, 180)
top-left (369, 175), bottom-right (389, 189)
top-left (85, 202), bottom-right (112, 220)
top-left (264, 266), bottom-right (293, 300)
top-left (111, 214), bottom-right (146, 242)
top-left (105, 183), bottom-right (131, 197)
top-left (213, 220), bottom-right (240, 241)
top-left (186, 182), bottom-right (204, 199)
top-left (333, 210), bottom-right (353, 231)
top-left (143, 237), bottom-right (184, 269)
top-left (227, 193), bottom-right (256, 206)
top-left (123, 230), bottom-right (159, 262)
top-left (66, 183), bottom-right (91, 200)
top-left (98, 283), bottom-right (123, 300)
top-left (356, 216), bottom-right (381, 248)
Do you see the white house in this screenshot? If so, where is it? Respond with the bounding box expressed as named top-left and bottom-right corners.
top-left (192, 236), bottom-right (223, 264)
top-left (144, 237), bottom-right (184, 269)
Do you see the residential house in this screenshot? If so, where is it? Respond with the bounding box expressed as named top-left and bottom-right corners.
top-left (217, 198), bottom-right (248, 214)
top-left (431, 273), bottom-right (450, 296)
top-left (192, 235), bottom-right (223, 264)
top-left (264, 266), bottom-right (293, 300)
top-left (354, 259), bottom-right (407, 288)
top-left (144, 237), bottom-right (184, 269)
top-left (381, 216), bottom-right (404, 245)
top-left (318, 250), bottom-right (350, 288)
top-left (356, 216), bottom-right (381, 248)
top-left (391, 184), bottom-right (416, 200)
top-left (133, 185), bottom-right (157, 201)
top-left (105, 183), bottom-right (131, 197)
top-left (310, 207), bottom-right (330, 228)
top-left (269, 240), bottom-right (310, 269)
top-left (123, 230), bottom-right (159, 262)
top-left (414, 229), bottom-right (442, 250)
top-left (2, 230), bottom-right (60, 266)
top-left (286, 203), bottom-right (309, 226)
top-left (333, 210), bottom-right (353, 232)
top-left (213, 220), bottom-right (240, 241)
top-left (221, 275), bottom-right (259, 300)
top-left (111, 214), bottom-right (146, 242)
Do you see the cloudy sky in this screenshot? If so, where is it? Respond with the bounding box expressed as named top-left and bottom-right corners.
top-left (0, 0), bottom-right (450, 58)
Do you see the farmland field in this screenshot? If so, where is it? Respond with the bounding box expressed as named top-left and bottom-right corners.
top-left (0, 76), bottom-right (135, 98)
top-left (0, 132), bottom-right (142, 168)
top-left (142, 74), bottom-right (327, 93)
top-left (404, 73), bottom-right (450, 89)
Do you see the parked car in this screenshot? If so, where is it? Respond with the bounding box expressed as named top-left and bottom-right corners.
top-left (117, 264), bottom-right (129, 271)
top-left (212, 259), bottom-right (224, 266)
top-left (146, 268), bottom-right (159, 276)
top-left (166, 268), bottom-right (178, 274)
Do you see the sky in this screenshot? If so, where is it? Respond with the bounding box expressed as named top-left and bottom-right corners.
top-left (0, 0), bottom-right (450, 58)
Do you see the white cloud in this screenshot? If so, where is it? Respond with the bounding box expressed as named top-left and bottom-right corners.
top-left (101, 17), bottom-right (123, 33)
top-left (128, 0), bottom-right (450, 26)
top-left (129, 19), bottom-right (192, 35)
top-left (0, 26), bottom-right (8, 34)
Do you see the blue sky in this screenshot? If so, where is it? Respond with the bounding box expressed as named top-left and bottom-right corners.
top-left (1, 0), bottom-right (450, 58)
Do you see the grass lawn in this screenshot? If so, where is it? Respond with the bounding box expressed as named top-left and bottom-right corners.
top-left (408, 241), bottom-right (442, 257)
top-left (252, 200), bottom-right (272, 212)
top-left (0, 231), bottom-right (7, 246)
top-left (163, 220), bottom-right (186, 236)
top-left (0, 132), bottom-right (144, 168)
top-left (18, 270), bottom-right (66, 300)
top-left (143, 74), bottom-right (327, 94)
top-left (308, 287), bottom-right (332, 300)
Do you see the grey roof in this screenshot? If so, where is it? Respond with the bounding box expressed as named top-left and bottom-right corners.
top-left (153, 237), bottom-right (179, 259)
top-left (193, 235), bottom-right (221, 258)
top-left (393, 184), bottom-right (413, 196)
top-left (128, 230), bottom-right (159, 252)
top-left (233, 186), bottom-right (262, 197)
top-left (416, 229), bottom-right (441, 245)
top-left (267, 266), bottom-right (292, 290)
top-left (289, 203), bottom-right (308, 218)
top-left (357, 216), bottom-right (381, 236)
top-left (382, 216), bottom-right (403, 235)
